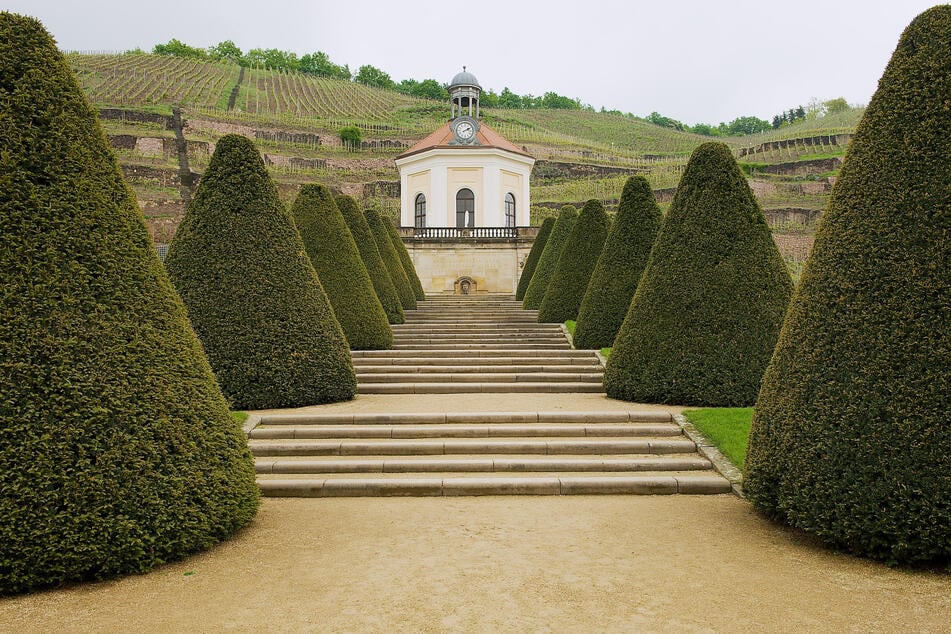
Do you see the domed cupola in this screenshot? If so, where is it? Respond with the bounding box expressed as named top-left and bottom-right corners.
top-left (449, 66), bottom-right (482, 120)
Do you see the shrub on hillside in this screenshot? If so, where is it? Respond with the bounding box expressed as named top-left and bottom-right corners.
top-left (336, 195), bottom-right (405, 324)
top-left (522, 205), bottom-right (578, 310)
top-left (604, 142), bottom-right (792, 406)
top-left (0, 13), bottom-right (258, 595)
top-left (339, 125), bottom-right (361, 149)
top-left (366, 208), bottom-right (417, 310)
top-left (537, 200), bottom-right (610, 323)
top-left (165, 134), bottom-right (356, 408)
top-left (574, 177), bottom-right (662, 349)
top-left (292, 185), bottom-right (392, 350)
top-left (515, 217), bottom-right (555, 301)
top-left (384, 216), bottom-right (425, 301)
top-left (745, 6), bottom-right (951, 565)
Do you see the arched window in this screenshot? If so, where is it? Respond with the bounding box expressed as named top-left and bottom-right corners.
top-left (456, 188), bottom-right (475, 228)
top-left (504, 193), bottom-right (516, 228)
top-left (414, 193), bottom-right (426, 229)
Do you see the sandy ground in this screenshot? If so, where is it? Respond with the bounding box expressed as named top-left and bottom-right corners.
top-left (3, 395), bottom-right (948, 631)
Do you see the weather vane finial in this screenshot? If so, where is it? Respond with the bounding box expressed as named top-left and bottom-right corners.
top-left (463, 65), bottom-right (466, 72)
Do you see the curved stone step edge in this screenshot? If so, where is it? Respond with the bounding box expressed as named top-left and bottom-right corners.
top-left (257, 474), bottom-right (732, 497)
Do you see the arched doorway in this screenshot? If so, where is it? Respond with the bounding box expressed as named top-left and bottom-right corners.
top-left (456, 188), bottom-right (474, 228)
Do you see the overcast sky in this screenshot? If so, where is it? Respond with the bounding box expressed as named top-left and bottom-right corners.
top-left (7, 0), bottom-right (939, 124)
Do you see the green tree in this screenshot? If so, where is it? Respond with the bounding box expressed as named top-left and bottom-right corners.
top-left (823, 97), bottom-right (850, 114)
top-left (152, 38), bottom-right (209, 60)
top-left (745, 6), bottom-right (951, 565)
top-left (165, 135), bottom-right (356, 408)
top-left (354, 64), bottom-right (394, 89)
top-left (384, 216), bottom-right (425, 301)
top-left (522, 205), bottom-right (579, 310)
top-left (537, 200), bottom-right (610, 323)
top-left (336, 195), bottom-right (405, 324)
top-left (366, 208), bottom-right (416, 310)
top-left (515, 217), bottom-right (555, 301)
top-left (292, 185), bottom-right (393, 350)
top-left (498, 87), bottom-right (521, 108)
top-left (604, 142), bottom-right (792, 405)
top-left (574, 177), bottom-right (662, 349)
top-left (208, 40), bottom-right (243, 62)
top-left (0, 14), bottom-right (258, 594)
top-left (339, 125), bottom-right (361, 150)
top-left (299, 51), bottom-right (350, 79)
top-left (725, 115), bottom-right (771, 135)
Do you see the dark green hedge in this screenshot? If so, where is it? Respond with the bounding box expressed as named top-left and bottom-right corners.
top-left (604, 142), bottom-right (792, 406)
top-left (538, 199), bottom-right (610, 323)
top-left (165, 134), bottom-right (356, 408)
top-left (515, 217), bottom-right (555, 301)
top-left (384, 216), bottom-right (425, 301)
top-left (573, 178), bottom-right (661, 349)
top-left (292, 185), bottom-right (392, 350)
top-left (336, 195), bottom-right (404, 325)
top-left (522, 205), bottom-right (578, 310)
top-left (0, 13), bottom-right (258, 595)
top-left (745, 6), bottom-right (951, 565)
top-left (366, 208), bottom-right (416, 310)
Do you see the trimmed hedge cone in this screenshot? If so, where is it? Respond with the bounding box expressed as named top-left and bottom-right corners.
top-left (538, 199), bottom-right (610, 324)
top-left (366, 208), bottom-right (417, 310)
top-left (0, 14), bottom-right (258, 594)
top-left (165, 134), bottom-right (356, 409)
top-left (574, 178), bottom-right (662, 349)
top-left (336, 195), bottom-right (405, 325)
top-left (515, 216), bottom-right (555, 301)
top-left (292, 185), bottom-right (392, 350)
top-left (522, 205), bottom-right (578, 310)
top-left (745, 6), bottom-right (951, 565)
top-left (384, 216), bottom-right (426, 301)
top-left (604, 142), bottom-right (792, 406)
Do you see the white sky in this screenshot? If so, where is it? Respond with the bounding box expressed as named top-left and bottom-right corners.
top-left (7, 0), bottom-right (939, 125)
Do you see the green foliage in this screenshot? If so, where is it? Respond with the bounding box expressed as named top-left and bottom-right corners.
top-left (683, 408), bottom-right (753, 471)
top-left (208, 40), bottom-right (243, 63)
top-left (246, 48), bottom-right (299, 71)
top-left (384, 216), bottom-right (425, 301)
top-left (355, 64), bottom-right (394, 90)
top-left (339, 125), bottom-right (361, 148)
top-left (538, 200), bottom-right (610, 323)
top-left (395, 78), bottom-right (449, 101)
top-left (573, 177), bottom-right (662, 349)
top-left (365, 208), bottom-right (416, 310)
top-left (153, 38), bottom-right (209, 60)
top-left (165, 134), bottom-right (356, 408)
top-left (604, 142), bottom-right (793, 406)
top-left (336, 195), bottom-right (405, 324)
top-left (299, 51), bottom-right (350, 80)
top-left (515, 217), bottom-right (555, 301)
top-left (745, 6), bottom-right (951, 565)
top-left (0, 13), bottom-right (258, 594)
top-left (292, 185), bottom-right (393, 350)
top-left (522, 205), bottom-right (578, 310)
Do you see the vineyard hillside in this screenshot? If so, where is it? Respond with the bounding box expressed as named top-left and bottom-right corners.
top-left (67, 53), bottom-right (863, 265)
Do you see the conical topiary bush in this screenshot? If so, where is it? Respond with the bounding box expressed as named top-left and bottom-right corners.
top-left (538, 199), bottom-right (610, 324)
top-left (165, 135), bottom-right (356, 409)
top-left (292, 185), bottom-right (392, 350)
top-left (574, 177), bottom-right (662, 349)
top-left (384, 216), bottom-right (426, 301)
top-left (515, 217), bottom-right (555, 301)
top-left (366, 208), bottom-right (417, 310)
top-left (336, 195), bottom-right (405, 325)
top-left (522, 205), bottom-right (578, 310)
top-left (0, 13), bottom-right (258, 595)
top-left (745, 6), bottom-right (951, 565)
top-left (604, 142), bottom-right (793, 406)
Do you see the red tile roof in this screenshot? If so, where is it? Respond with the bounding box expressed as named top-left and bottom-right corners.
top-left (396, 121), bottom-right (533, 160)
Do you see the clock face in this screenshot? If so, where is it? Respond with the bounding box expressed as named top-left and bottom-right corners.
top-left (456, 122), bottom-right (474, 139)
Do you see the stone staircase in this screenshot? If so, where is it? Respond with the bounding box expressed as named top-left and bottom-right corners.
top-left (248, 295), bottom-right (733, 497)
top-left (354, 296), bottom-right (605, 394)
top-left (251, 410), bottom-right (732, 496)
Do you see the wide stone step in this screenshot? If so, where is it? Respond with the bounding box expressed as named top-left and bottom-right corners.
top-left (357, 382), bottom-right (606, 394)
top-left (392, 335), bottom-right (567, 342)
top-left (392, 343), bottom-right (572, 350)
top-left (249, 437), bottom-right (693, 457)
top-left (254, 410), bottom-right (673, 425)
top-left (353, 357), bottom-right (600, 367)
top-left (354, 364), bottom-right (602, 374)
top-left (256, 473), bottom-right (732, 496)
top-left (355, 372), bottom-right (603, 384)
top-left (249, 422), bottom-right (671, 440)
top-left (255, 455), bottom-right (710, 473)
top-left (352, 348), bottom-right (596, 358)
